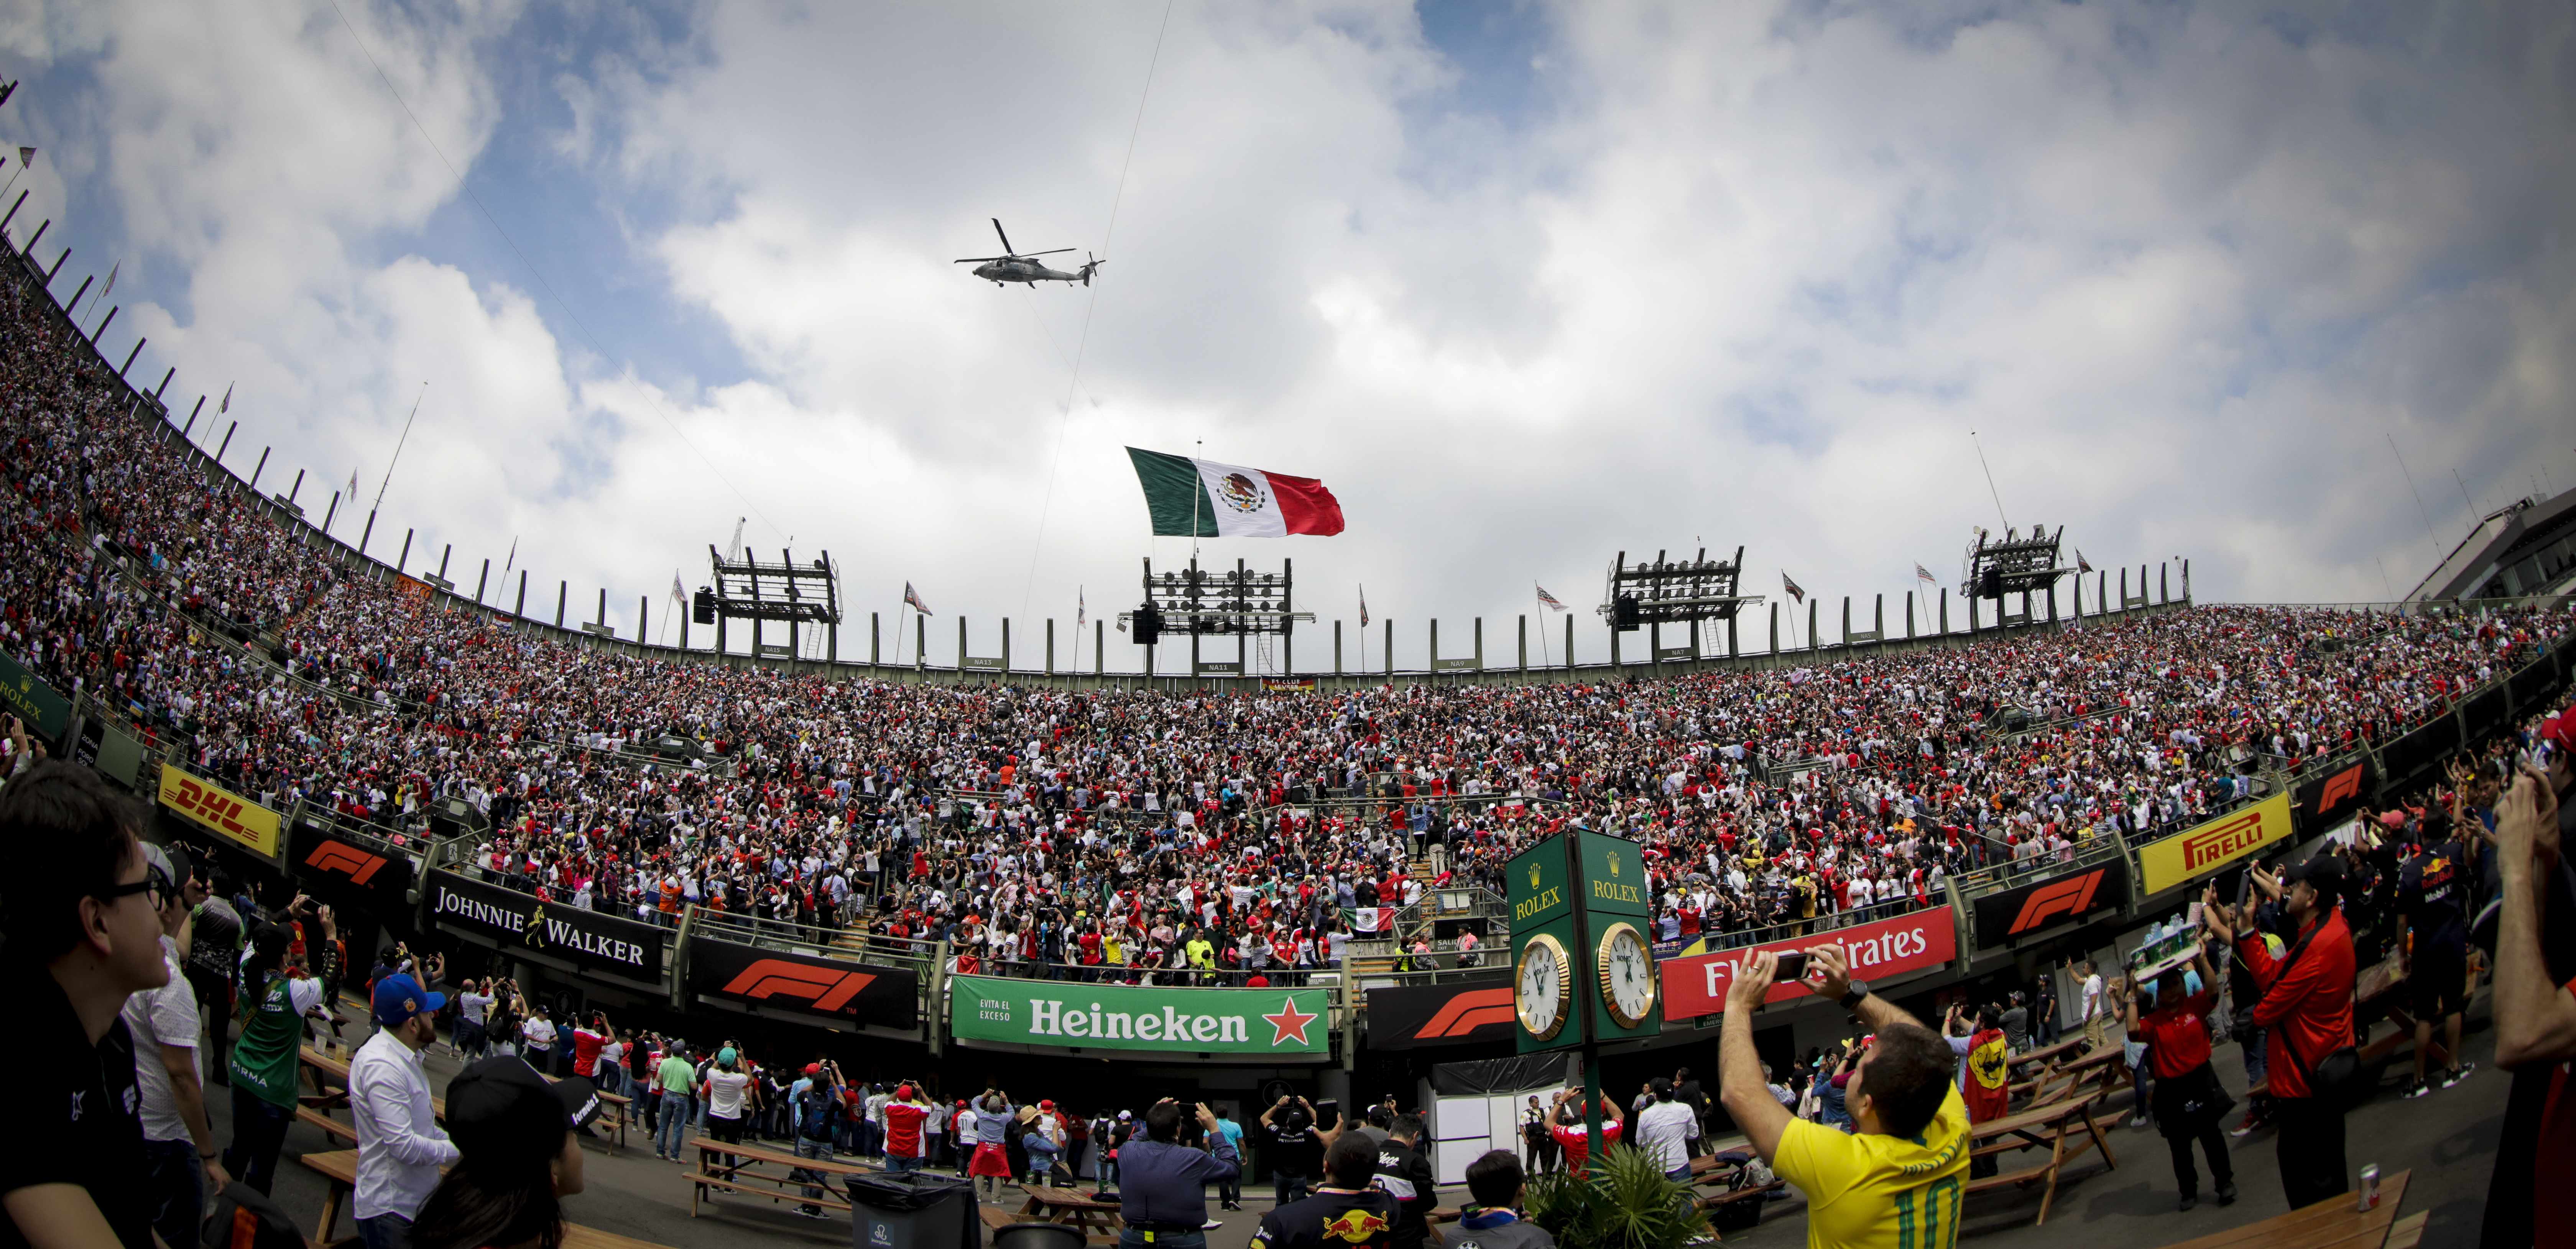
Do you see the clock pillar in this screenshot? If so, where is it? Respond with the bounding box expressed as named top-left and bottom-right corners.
top-left (1508, 830), bottom-right (1664, 1162)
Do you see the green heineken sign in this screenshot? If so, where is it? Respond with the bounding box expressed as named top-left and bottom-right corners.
top-left (949, 974), bottom-right (1330, 1059)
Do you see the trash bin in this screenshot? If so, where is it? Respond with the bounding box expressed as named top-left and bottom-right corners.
top-left (847, 1171), bottom-right (979, 1249)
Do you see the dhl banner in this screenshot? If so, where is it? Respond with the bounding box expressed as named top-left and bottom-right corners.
top-left (158, 766), bottom-right (283, 858)
top-left (2136, 792), bottom-right (2293, 895)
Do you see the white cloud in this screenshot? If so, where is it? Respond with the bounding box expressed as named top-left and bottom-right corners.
top-left (8, 0), bottom-right (2573, 668)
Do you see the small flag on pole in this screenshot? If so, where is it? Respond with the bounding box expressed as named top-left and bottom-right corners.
top-left (1358, 587), bottom-right (1370, 629)
top-left (669, 572), bottom-right (685, 604)
top-left (97, 259), bottom-right (117, 304)
top-left (1782, 572), bottom-right (1805, 604)
top-left (1914, 563), bottom-right (1935, 586)
top-left (2075, 549), bottom-right (2093, 573)
top-left (904, 582), bottom-right (932, 614)
top-left (219, 383), bottom-right (232, 414)
top-left (1077, 588), bottom-right (1086, 630)
top-left (502, 537), bottom-right (516, 574)
top-left (16, 147), bottom-right (33, 169)
top-left (1535, 584), bottom-right (1568, 612)
top-left (346, 467), bottom-right (360, 504)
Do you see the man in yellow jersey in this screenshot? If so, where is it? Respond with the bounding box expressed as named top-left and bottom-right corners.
top-left (1718, 945), bottom-right (1969, 1248)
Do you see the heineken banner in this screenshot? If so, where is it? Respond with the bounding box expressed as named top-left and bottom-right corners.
top-left (950, 973), bottom-right (1330, 1059)
top-left (425, 868), bottom-right (665, 983)
top-left (0, 649), bottom-right (70, 740)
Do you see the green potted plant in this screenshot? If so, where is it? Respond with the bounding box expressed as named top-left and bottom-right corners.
top-left (1524, 1144), bottom-right (1712, 1249)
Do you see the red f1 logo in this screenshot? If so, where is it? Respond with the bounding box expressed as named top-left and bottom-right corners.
top-left (1410, 987), bottom-right (1514, 1040)
top-left (721, 960), bottom-right (877, 1014)
top-left (2316, 762), bottom-right (2365, 816)
top-left (2008, 869), bottom-right (2107, 936)
top-left (304, 842), bottom-right (386, 886)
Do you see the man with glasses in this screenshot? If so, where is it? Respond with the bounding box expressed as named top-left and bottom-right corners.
top-left (124, 845), bottom-right (231, 1249)
top-left (0, 762), bottom-right (172, 1249)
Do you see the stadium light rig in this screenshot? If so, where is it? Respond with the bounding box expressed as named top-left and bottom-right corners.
top-left (1959, 524), bottom-right (2071, 601)
top-left (1118, 557), bottom-right (1314, 639)
top-left (1596, 546), bottom-right (1762, 632)
top-left (692, 545), bottom-right (843, 628)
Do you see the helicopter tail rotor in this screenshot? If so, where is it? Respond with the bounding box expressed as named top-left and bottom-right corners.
top-left (1081, 253), bottom-right (1105, 286)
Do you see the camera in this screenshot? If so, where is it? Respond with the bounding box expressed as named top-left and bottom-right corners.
top-left (1774, 950), bottom-right (1807, 980)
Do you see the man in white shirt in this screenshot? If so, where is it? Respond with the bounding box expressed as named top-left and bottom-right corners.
top-left (351, 973), bottom-right (459, 1249)
top-left (523, 1006), bottom-right (560, 1074)
top-left (2078, 959), bottom-right (2107, 1049)
top-left (454, 979), bottom-right (495, 1060)
top-left (1632, 1078), bottom-right (1698, 1181)
top-left (127, 845), bottom-right (227, 1249)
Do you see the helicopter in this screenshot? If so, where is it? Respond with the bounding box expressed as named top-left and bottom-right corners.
top-left (955, 218), bottom-right (1103, 287)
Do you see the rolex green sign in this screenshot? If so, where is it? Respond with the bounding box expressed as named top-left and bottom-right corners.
top-left (0, 650), bottom-right (69, 741)
top-left (1579, 831), bottom-right (1649, 916)
top-left (949, 974), bottom-right (1330, 1060)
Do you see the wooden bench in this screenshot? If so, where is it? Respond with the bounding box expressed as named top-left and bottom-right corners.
top-left (300, 1152), bottom-right (677, 1249)
top-left (688, 1136), bottom-right (878, 1218)
top-left (296, 1106), bottom-right (359, 1146)
top-left (1015, 1183), bottom-right (1126, 1242)
top-left (2148, 1169), bottom-right (2411, 1248)
top-left (1964, 1093), bottom-right (2117, 1225)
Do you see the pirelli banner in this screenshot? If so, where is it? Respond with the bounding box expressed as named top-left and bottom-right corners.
top-left (1365, 975), bottom-right (1514, 1049)
top-left (424, 868), bottom-right (665, 985)
top-left (1971, 857), bottom-right (2130, 947)
top-left (158, 766), bottom-right (283, 860)
top-left (2135, 792), bottom-right (2295, 896)
top-left (686, 937), bottom-right (919, 1031)
top-left (289, 821), bottom-right (417, 906)
top-left (2291, 756), bottom-right (2375, 835)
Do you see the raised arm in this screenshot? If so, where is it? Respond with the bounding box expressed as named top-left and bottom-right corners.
top-left (2496, 768), bottom-right (2576, 1068)
top-left (1803, 944), bottom-right (1924, 1033)
top-left (1716, 949), bottom-right (1797, 1163)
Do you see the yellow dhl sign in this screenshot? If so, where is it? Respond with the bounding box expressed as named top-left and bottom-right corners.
top-left (158, 767), bottom-right (283, 858)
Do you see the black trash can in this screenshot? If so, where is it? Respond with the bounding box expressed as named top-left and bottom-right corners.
top-left (847, 1170), bottom-right (979, 1249)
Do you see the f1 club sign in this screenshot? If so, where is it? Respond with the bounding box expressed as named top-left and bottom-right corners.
top-left (1970, 857), bottom-right (2130, 946)
top-left (1659, 907), bottom-right (1957, 1019)
top-left (686, 937), bottom-right (919, 1030)
top-left (1365, 975), bottom-right (1514, 1049)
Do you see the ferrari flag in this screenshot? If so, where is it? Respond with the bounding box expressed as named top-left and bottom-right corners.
top-left (1126, 447), bottom-right (1344, 537)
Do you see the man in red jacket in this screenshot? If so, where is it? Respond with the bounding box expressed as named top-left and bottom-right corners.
top-left (2204, 856), bottom-right (2355, 1209)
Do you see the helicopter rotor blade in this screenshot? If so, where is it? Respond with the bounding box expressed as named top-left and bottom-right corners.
top-left (1023, 248), bottom-right (1075, 257)
top-left (955, 257), bottom-right (1006, 263)
top-left (991, 218), bottom-right (1014, 256)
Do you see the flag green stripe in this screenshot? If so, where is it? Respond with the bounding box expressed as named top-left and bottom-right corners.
top-left (1126, 447), bottom-right (1218, 537)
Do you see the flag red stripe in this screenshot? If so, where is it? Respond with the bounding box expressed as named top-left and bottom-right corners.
top-left (1264, 471), bottom-right (1344, 536)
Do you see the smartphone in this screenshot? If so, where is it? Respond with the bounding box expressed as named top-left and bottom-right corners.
top-left (1775, 950), bottom-right (1808, 980)
top-left (1314, 1098), bottom-right (1340, 1124)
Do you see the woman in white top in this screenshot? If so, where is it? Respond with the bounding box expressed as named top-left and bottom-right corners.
top-left (699, 1047), bottom-right (759, 1177)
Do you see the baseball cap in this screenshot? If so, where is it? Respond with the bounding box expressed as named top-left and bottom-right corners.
top-left (2542, 703), bottom-right (2576, 751)
top-left (371, 973), bottom-right (447, 1028)
top-left (447, 1057), bottom-right (603, 1164)
top-left (718, 1047), bottom-right (738, 1065)
top-left (805, 1063), bottom-right (823, 1076)
top-left (1039, 1099), bottom-right (1055, 1110)
top-left (898, 1083), bottom-right (916, 1100)
top-left (2285, 855), bottom-right (2347, 895)
top-left (1118, 1109), bottom-right (1132, 1120)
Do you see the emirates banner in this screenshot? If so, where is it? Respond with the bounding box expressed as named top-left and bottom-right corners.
top-left (1365, 975), bottom-right (1514, 1049)
top-left (1660, 908), bottom-right (1957, 1019)
top-left (687, 937), bottom-right (919, 1029)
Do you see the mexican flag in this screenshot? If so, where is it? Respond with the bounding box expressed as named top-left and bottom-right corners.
top-left (1126, 447), bottom-right (1345, 537)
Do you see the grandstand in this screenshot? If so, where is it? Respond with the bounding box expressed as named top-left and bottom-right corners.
top-left (3, 211), bottom-right (2570, 1242)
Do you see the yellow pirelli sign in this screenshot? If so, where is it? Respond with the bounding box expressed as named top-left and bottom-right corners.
top-left (2136, 792), bottom-right (2292, 895)
top-left (158, 766), bottom-right (283, 858)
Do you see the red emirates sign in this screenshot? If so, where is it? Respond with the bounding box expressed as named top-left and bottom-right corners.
top-left (1660, 908), bottom-right (1956, 1019)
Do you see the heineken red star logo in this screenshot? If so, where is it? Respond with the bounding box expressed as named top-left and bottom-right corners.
top-left (1264, 996), bottom-right (1319, 1047)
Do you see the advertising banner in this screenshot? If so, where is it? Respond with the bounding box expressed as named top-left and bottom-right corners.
top-left (949, 974), bottom-right (1329, 1058)
top-left (1660, 908), bottom-right (1957, 1019)
top-left (158, 766), bottom-right (282, 858)
top-left (2379, 717), bottom-right (2459, 789)
top-left (2134, 793), bottom-right (2294, 896)
top-left (0, 649), bottom-right (69, 740)
top-left (1971, 858), bottom-right (2130, 946)
top-left (2292, 756), bottom-right (2376, 834)
top-left (425, 869), bottom-right (665, 982)
top-left (1365, 975), bottom-right (1514, 1049)
top-left (1576, 831), bottom-right (1649, 917)
top-left (290, 824), bottom-right (416, 904)
top-left (687, 938), bottom-right (919, 1029)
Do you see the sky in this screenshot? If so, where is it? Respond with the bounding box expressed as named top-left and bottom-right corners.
top-left (2, 0), bottom-right (2571, 674)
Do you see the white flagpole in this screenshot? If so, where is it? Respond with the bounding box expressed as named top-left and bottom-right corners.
top-left (1534, 583), bottom-right (1554, 668)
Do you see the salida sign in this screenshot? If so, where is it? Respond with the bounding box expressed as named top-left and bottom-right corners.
top-left (426, 870), bottom-right (665, 981)
top-left (1659, 908), bottom-right (1957, 1018)
top-left (949, 974), bottom-right (1329, 1059)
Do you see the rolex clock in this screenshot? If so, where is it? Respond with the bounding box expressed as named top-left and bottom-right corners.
top-left (1595, 922), bottom-right (1657, 1029)
top-left (1516, 932), bottom-right (1572, 1042)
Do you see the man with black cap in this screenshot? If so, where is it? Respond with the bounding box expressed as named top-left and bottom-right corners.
top-left (2203, 854), bottom-right (2356, 1209)
top-left (351, 971), bottom-right (459, 1249)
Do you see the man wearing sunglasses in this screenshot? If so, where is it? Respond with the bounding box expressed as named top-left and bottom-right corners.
top-left (0, 762), bottom-right (173, 1249)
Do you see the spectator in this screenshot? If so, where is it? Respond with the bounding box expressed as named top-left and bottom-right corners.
top-left (1455, 1151), bottom-right (1552, 1249)
top-left (1671, 1067), bottom-right (1710, 1158)
top-left (122, 844), bottom-right (228, 1249)
top-left (969, 1090), bottom-right (1018, 1203)
top-left (0, 763), bottom-right (169, 1249)
top-left (1248, 1135), bottom-right (1398, 1249)
top-left (2486, 750), bottom-right (2575, 1247)
top-left (1260, 1097), bottom-right (1335, 1208)
top-left (1210, 1106), bottom-right (1245, 1212)
top-left (351, 972), bottom-right (459, 1249)
top-left (452, 981), bottom-right (493, 1062)
top-left (1717, 945), bottom-right (1969, 1246)
top-left (1999, 991), bottom-right (2030, 1053)
top-left (1944, 1003), bottom-right (2010, 1179)
top-left (881, 1084), bottom-right (933, 1174)
top-left (1111, 1101), bottom-right (1240, 1249)
top-left (1631, 1078), bottom-right (1697, 1180)
top-left (789, 1064), bottom-right (845, 1217)
top-left (1547, 1090), bottom-right (1624, 1179)
top-left (2124, 948), bottom-right (2234, 1211)
top-left (698, 1048), bottom-right (755, 1179)
top-left (2396, 823), bottom-right (2475, 1098)
top-left (1369, 1114), bottom-right (1435, 1249)
top-left (652, 1044), bottom-right (696, 1162)
top-left (522, 1007), bottom-right (559, 1076)
top-left (226, 901), bottom-right (338, 1194)
top-left (409, 1057), bottom-right (598, 1249)
top-left (2203, 856), bottom-right (2357, 1209)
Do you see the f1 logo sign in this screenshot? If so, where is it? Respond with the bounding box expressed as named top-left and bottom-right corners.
top-left (2316, 762), bottom-right (2365, 817)
top-left (1410, 987), bottom-right (1514, 1041)
top-left (2008, 869), bottom-right (2107, 936)
top-left (720, 960), bottom-right (877, 1014)
top-left (304, 842), bottom-right (386, 886)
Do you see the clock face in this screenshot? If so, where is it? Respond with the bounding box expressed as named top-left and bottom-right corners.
top-left (1517, 934), bottom-right (1570, 1041)
top-left (1597, 923), bottom-right (1657, 1028)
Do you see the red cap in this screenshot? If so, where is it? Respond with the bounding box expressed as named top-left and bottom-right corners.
top-left (805, 1063), bottom-right (823, 1076)
top-left (1039, 1099), bottom-right (1055, 1110)
top-left (2543, 703), bottom-right (2576, 750)
top-left (898, 1084), bottom-right (916, 1100)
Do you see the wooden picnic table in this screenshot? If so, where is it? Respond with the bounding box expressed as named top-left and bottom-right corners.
top-left (298, 1151), bottom-right (680, 1249)
top-left (2024, 1044), bottom-right (2129, 1109)
top-left (2010, 1035), bottom-right (2086, 1074)
top-left (1016, 1183), bottom-right (1126, 1239)
top-left (1965, 1091), bottom-right (2117, 1225)
top-left (687, 1136), bottom-right (876, 1218)
top-left (2150, 1169), bottom-right (2413, 1249)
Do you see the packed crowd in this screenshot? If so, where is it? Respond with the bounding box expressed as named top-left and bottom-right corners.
top-left (3, 261), bottom-right (2571, 995)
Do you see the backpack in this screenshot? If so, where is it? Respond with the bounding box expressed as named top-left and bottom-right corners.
top-left (798, 1085), bottom-right (840, 1141)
